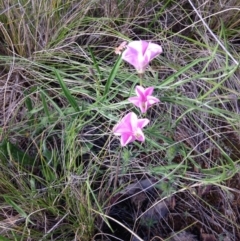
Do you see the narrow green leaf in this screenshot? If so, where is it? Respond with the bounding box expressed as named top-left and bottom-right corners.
top-left (0, 235), bottom-right (12, 241)
top-left (4, 196), bottom-right (28, 218)
top-left (88, 47), bottom-right (102, 81)
top-left (39, 89), bottom-right (64, 117)
top-left (40, 90), bottom-right (51, 120)
top-left (166, 145), bottom-right (179, 162)
top-left (3, 196), bottom-right (35, 225)
top-left (159, 56), bottom-right (210, 88)
top-left (25, 96), bottom-right (33, 112)
top-left (0, 140), bottom-right (35, 165)
top-left (199, 65), bottom-right (238, 100)
top-left (23, 87), bottom-right (37, 112)
top-left (54, 69), bottom-right (80, 112)
top-left (86, 180), bottom-right (113, 232)
top-left (103, 55), bottom-right (122, 100)
top-left (24, 90), bottom-right (35, 126)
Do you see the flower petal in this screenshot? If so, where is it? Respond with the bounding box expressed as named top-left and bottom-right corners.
top-left (147, 96), bottom-right (160, 105)
top-left (113, 122), bottom-right (129, 135)
top-left (121, 133), bottom-right (135, 146)
top-left (139, 102), bottom-right (147, 113)
top-left (122, 46), bottom-right (140, 70)
top-left (135, 128), bottom-right (145, 142)
top-left (121, 41), bottom-right (162, 73)
top-left (145, 42), bottom-right (163, 62)
top-left (144, 86), bottom-right (154, 96)
top-left (113, 112), bottom-right (133, 134)
top-left (137, 118), bottom-right (150, 129)
top-left (129, 112), bottom-right (138, 127)
top-left (127, 40), bottom-right (149, 55)
top-left (135, 85), bottom-right (146, 100)
top-left (113, 112), bottom-right (149, 146)
top-left (128, 96), bottom-right (141, 108)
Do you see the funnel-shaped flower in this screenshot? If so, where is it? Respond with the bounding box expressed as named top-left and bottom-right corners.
top-left (122, 40), bottom-right (162, 73)
top-left (113, 112), bottom-right (149, 147)
top-left (128, 85), bottom-right (159, 113)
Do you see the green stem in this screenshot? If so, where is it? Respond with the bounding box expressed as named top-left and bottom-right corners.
top-left (138, 73), bottom-right (143, 86)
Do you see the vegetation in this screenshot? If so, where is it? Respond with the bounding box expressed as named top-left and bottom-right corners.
top-left (0, 0), bottom-right (240, 240)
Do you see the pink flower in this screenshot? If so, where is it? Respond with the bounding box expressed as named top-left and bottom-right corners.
top-left (121, 40), bottom-right (162, 73)
top-left (128, 85), bottom-right (159, 113)
top-left (113, 112), bottom-right (150, 147)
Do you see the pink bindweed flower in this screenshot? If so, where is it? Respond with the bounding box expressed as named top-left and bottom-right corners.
top-left (128, 85), bottom-right (160, 113)
top-left (121, 40), bottom-right (162, 73)
top-left (113, 112), bottom-right (150, 147)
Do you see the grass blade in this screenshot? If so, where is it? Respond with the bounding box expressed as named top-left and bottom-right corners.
top-left (88, 47), bottom-right (103, 81)
top-left (103, 55), bottom-right (122, 100)
top-left (54, 68), bottom-right (80, 112)
top-left (40, 89), bottom-right (51, 121)
top-left (158, 56), bottom-right (210, 88)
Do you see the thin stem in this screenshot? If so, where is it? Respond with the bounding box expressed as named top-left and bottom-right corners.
top-left (138, 73), bottom-right (144, 86)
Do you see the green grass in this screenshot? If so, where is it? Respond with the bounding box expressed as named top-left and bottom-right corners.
top-left (0, 0), bottom-right (240, 240)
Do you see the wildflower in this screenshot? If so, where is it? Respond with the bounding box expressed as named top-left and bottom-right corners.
top-left (128, 85), bottom-right (159, 113)
top-left (121, 40), bottom-right (162, 73)
top-left (113, 112), bottom-right (149, 147)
